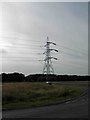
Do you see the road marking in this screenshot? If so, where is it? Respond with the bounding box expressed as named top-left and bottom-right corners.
top-left (65, 101), bottom-right (71, 104)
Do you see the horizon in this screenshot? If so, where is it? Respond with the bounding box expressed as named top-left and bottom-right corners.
top-left (0, 72), bottom-right (89, 76)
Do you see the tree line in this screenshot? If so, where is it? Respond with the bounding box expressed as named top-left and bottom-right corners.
top-left (0, 72), bottom-right (90, 83)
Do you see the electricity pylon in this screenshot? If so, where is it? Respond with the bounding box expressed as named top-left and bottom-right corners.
top-left (43, 36), bottom-right (58, 75)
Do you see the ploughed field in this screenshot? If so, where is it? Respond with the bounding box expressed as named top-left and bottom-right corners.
top-left (2, 81), bottom-right (88, 109)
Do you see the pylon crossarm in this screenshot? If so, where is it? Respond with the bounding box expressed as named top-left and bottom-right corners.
top-left (49, 49), bottom-right (58, 52)
top-left (53, 57), bottom-right (58, 60)
top-left (43, 49), bottom-right (58, 54)
top-left (44, 42), bottom-right (56, 47)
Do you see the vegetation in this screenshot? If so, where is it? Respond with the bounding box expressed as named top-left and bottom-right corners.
top-left (1, 72), bottom-right (88, 109)
top-left (1, 72), bottom-right (25, 82)
top-left (2, 82), bottom-right (84, 109)
top-left (1, 72), bottom-right (89, 83)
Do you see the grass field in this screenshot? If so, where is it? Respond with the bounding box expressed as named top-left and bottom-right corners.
top-left (2, 81), bottom-right (87, 109)
top-left (0, 83), bottom-right (2, 109)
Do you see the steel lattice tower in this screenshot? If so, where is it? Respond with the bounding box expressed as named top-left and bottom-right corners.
top-left (43, 36), bottom-right (58, 75)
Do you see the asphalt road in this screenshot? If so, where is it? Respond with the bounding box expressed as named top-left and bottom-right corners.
top-left (2, 87), bottom-right (89, 118)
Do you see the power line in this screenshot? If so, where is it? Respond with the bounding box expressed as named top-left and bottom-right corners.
top-left (54, 61), bottom-right (87, 69)
top-left (11, 46), bottom-right (43, 51)
top-left (57, 50), bottom-right (87, 59)
top-left (1, 60), bottom-right (38, 62)
top-left (0, 36), bottom-right (42, 43)
top-left (57, 45), bottom-right (88, 56)
top-left (0, 41), bottom-right (42, 48)
top-left (1, 47), bottom-right (87, 61)
top-left (4, 44), bottom-right (83, 58)
top-left (2, 56), bottom-right (38, 59)
top-left (1, 36), bottom-right (87, 56)
top-left (3, 45), bottom-right (43, 49)
top-left (1, 36), bottom-right (87, 54)
top-left (1, 36), bottom-right (88, 67)
top-left (1, 56), bottom-right (40, 60)
top-left (1, 52), bottom-right (44, 57)
top-left (5, 48), bottom-right (43, 52)
top-left (1, 49), bottom-right (86, 62)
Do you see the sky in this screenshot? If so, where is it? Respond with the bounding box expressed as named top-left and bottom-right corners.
top-left (0, 1), bottom-right (88, 75)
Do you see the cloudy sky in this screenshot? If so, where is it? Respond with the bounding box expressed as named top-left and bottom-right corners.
top-left (0, 1), bottom-right (88, 75)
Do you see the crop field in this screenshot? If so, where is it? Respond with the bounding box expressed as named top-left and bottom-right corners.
top-left (2, 81), bottom-right (88, 109)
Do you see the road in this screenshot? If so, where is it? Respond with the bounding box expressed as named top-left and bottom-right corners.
top-left (2, 86), bottom-right (89, 118)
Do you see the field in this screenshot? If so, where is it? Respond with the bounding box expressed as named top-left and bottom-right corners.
top-left (0, 83), bottom-right (2, 109)
top-left (2, 81), bottom-right (88, 110)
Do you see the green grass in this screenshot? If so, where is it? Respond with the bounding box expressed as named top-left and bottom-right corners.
top-left (2, 82), bottom-right (84, 109)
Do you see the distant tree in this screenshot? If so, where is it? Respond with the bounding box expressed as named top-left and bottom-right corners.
top-left (2, 72), bottom-right (25, 82)
top-left (2, 72), bottom-right (90, 83)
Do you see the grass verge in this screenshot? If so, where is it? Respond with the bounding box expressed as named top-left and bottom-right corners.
top-left (2, 82), bottom-right (84, 110)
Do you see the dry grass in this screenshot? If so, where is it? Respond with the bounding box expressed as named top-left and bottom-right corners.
top-left (3, 82), bottom-right (32, 89)
top-left (2, 82), bottom-right (84, 109)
